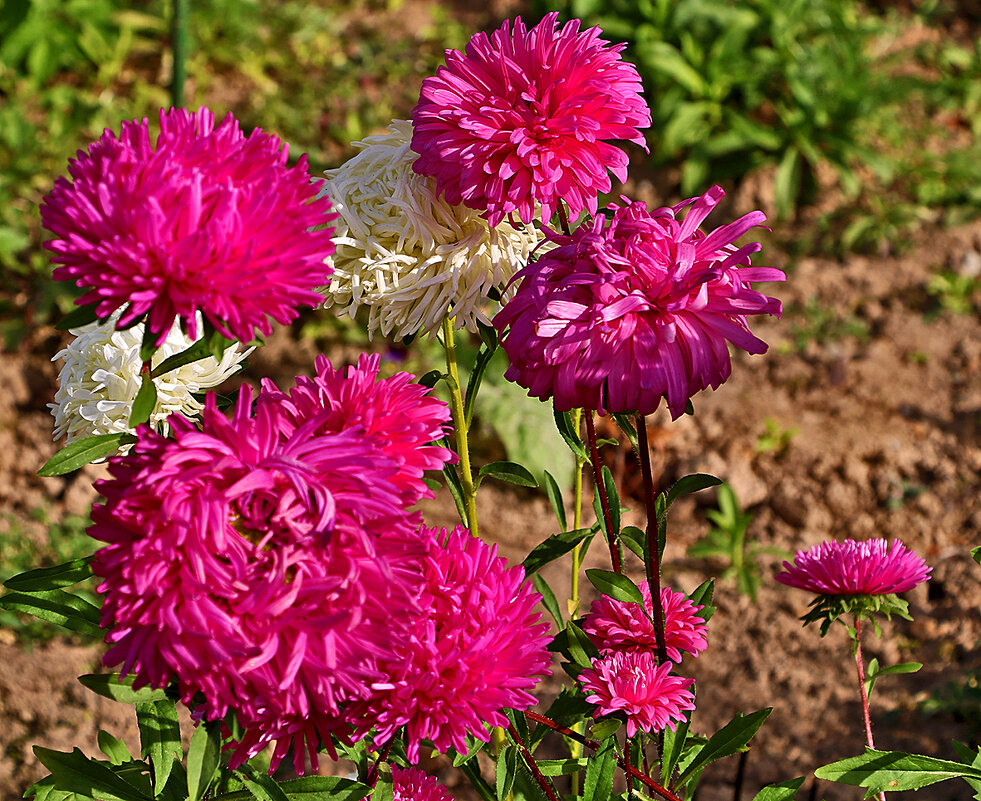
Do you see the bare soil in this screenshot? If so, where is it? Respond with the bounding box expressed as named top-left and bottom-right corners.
top-left (2, 205), bottom-right (981, 801)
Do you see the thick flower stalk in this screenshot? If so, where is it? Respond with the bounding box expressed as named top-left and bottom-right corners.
top-left (355, 525), bottom-right (552, 762)
top-left (776, 538), bottom-right (932, 596)
top-left (49, 312), bottom-right (249, 445)
top-left (42, 107), bottom-right (335, 346)
top-left (583, 584), bottom-right (708, 663)
top-left (578, 651), bottom-right (695, 737)
top-left (495, 187), bottom-right (785, 418)
top-left (257, 352), bottom-right (453, 506)
top-left (322, 120), bottom-right (540, 339)
top-left (89, 382), bottom-right (437, 774)
top-left (412, 13), bottom-right (650, 227)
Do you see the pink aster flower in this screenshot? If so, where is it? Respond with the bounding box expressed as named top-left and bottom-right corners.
top-left (90, 386), bottom-right (427, 774)
top-left (583, 583), bottom-right (707, 663)
top-left (258, 353), bottom-right (452, 506)
top-left (390, 767), bottom-right (453, 801)
top-left (776, 538), bottom-right (932, 596)
top-left (411, 13), bottom-right (650, 227)
top-left (355, 525), bottom-right (552, 762)
top-left (495, 187), bottom-right (784, 418)
top-left (42, 107), bottom-right (335, 346)
top-left (579, 651), bottom-right (695, 737)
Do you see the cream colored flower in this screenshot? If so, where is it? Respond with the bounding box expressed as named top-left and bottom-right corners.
top-left (322, 120), bottom-right (542, 339)
top-left (50, 311), bottom-right (251, 446)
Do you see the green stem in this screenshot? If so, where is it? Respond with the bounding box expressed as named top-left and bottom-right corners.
top-left (170, 0), bottom-right (189, 108)
top-left (442, 316), bottom-right (478, 537)
top-left (569, 416), bottom-right (586, 794)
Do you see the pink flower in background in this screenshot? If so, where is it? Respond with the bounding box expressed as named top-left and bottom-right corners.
top-left (579, 651), bottom-right (695, 737)
top-left (90, 386), bottom-right (427, 774)
top-left (776, 538), bottom-right (931, 596)
top-left (495, 187), bottom-right (784, 418)
top-left (391, 766), bottom-right (454, 801)
top-left (357, 525), bottom-right (552, 762)
top-left (42, 107), bottom-right (335, 346)
top-left (583, 584), bottom-right (708, 663)
top-left (258, 353), bottom-right (452, 506)
top-left (412, 13), bottom-right (650, 227)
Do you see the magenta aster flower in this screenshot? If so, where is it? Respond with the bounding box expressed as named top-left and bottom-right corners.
top-left (42, 107), bottom-right (335, 346)
top-left (495, 188), bottom-right (784, 418)
top-left (776, 538), bottom-right (932, 596)
top-left (579, 651), bottom-right (695, 737)
top-left (411, 13), bottom-right (650, 227)
top-left (89, 386), bottom-right (427, 774)
top-left (390, 767), bottom-right (453, 801)
top-left (258, 353), bottom-right (452, 506)
top-left (355, 525), bottom-right (552, 762)
top-left (583, 583), bottom-right (707, 663)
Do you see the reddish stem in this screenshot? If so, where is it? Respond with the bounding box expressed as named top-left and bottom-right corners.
top-left (505, 723), bottom-right (561, 801)
top-left (585, 412), bottom-right (622, 573)
top-left (636, 414), bottom-right (668, 665)
top-left (556, 202), bottom-right (572, 236)
top-left (853, 617), bottom-right (886, 801)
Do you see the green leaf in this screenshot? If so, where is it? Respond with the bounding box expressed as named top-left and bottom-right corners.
top-left (233, 766), bottom-right (291, 801)
top-left (585, 569), bottom-right (643, 604)
top-left (0, 589), bottom-right (102, 635)
top-left (129, 374), bottom-right (157, 428)
top-left (531, 573), bottom-right (563, 627)
top-left (496, 746), bottom-right (518, 801)
top-left (676, 709), bottom-right (772, 788)
top-left (139, 324), bottom-right (157, 365)
top-left (3, 556), bottom-right (93, 591)
top-left (56, 304), bottom-right (100, 331)
top-left (523, 528), bottom-right (593, 575)
top-left (600, 467), bottom-right (620, 537)
top-left (78, 674), bottom-right (170, 704)
top-left (814, 749), bottom-right (981, 796)
top-left (588, 719), bottom-right (622, 741)
top-left (34, 747), bottom-right (151, 801)
top-left (866, 661), bottom-right (922, 698)
top-left (206, 330), bottom-right (234, 363)
top-left (477, 461), bottom-right (538, 489)
top-left (136, 699), bottom-right (181, 794)
top-left (542, 471), bottom-right (567, 531)
top-left (451, 736), bottom-right (488, 767)
top-left (441, 461), bottom-right (468, 526)
top-left (38, 434), bottom-right (136, 476)
top-left (641, 41), bottom-right (708, 95)
top-left (418, 369), bottom-right (443, 389)
top-left (751, 777), bottom-right (805, 800)
top-left (535, 759), bottom-right (589, 776)
top-left (666, 474), bottom-right (723, 507)
top-left (972, 546), bottom-right (981, 566)
top-left (187, 721), bottom-right (222, 801)
top-left (774, 147), bottom-right (801, 220)
top-left (619, 525), bottom-right (646, 560)
top-left (564, 621), bottom-right (600, 668)
top-left (688, 579), bottom-right (716, 622)
top-left (553, 408), bottom-right (588, 461)
top-left (610, 414), bottom-right (639, 450)
top-left (582, 738), bottom-right (616, 801)
top-left (465, 343), bottom-right (498, 428)
top-left (98, 731), bottom-right (133, 766)
top-left (661, 715), bottom-right (691, 786)
top-left (151, 338), bottom-right (211, 378)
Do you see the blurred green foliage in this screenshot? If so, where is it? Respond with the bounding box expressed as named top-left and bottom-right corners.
top-left (536, 0), bottom-right (981, 248)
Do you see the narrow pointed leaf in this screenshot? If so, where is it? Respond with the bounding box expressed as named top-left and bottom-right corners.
top-left (814, 749), bottom-right (981, 795)
top-left (136, 699), bottom-right (180, 794)
top-left (523, 528), bottom-right (592, 575)
top-left (214, 777), bottom-right (371, 801)
top-left (57, 304), bottom-right (101, 331)
top-left (666, 474), bottom-right (723, 506)
top-left (4, 557), bottom-right (93, 591)
top-left (151, 338), bottom-right (210, 377)
top-left (0, 589), bottom-right (101, 635)
top-left (34, 747), bottom-right (150, 801)
top-left (531, 573), bottom-right (563, 627)
top-left (187, 720), bottom-right (222, 801)
top-left (586, 569), bottom-right (643, 604)
top-left (751, 778), bottom-right (805, 800)
top-left (553, 408), bottom-right (588, 461)
top-left (661, 715), bottom-right (691, 786)
top-left (542, 471), bottom-right (567, 530)
top-left (496, 746), bottom-right (518, 801)
top-left (676, 709), bottom-right (772, 787)
top-left (582, 738), bottom-right (616, 801)
top-left (38, 433), bottom-right (136, 476)
top-left (128, 374), bottom-right (157, 428)
top-left (79, 673), bottom-right (169, 704)
top-left (478, 461), bottom-right (538, 488)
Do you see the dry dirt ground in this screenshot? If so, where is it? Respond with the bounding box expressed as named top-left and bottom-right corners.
top-left (1, 213), bottom-right (980, 800)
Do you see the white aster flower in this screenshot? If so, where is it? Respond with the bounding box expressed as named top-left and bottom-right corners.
top-left (50, 311), bottom-right (251, 446)
top-left (321, 119), bottom-right (543, 339)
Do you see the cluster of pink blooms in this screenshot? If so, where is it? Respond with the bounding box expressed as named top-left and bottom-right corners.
top-left (389, 766), bottom-right (453, 801)
top-left (776, 538), bottom-right (932, 597)
top-left (89, 358), bottom-right (549, 773)
top-left (412, 13), bottom-right (650, 227)
top-left (577, 582), bottom-right (706, 736)
top-left (42, 107), bottom-right (335, 346)
top-left (495, 190), bottom-right (785, 419)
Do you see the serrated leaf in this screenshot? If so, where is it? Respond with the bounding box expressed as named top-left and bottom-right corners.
top-left (78, 674), bottom-right (169, 704)
top-left (477, 461), bottom-right (538, 489)
top-left (56, 304), bottom-right (100, 331)
top-left (666, 474), bottom-right (723, 507)
top-left (814, 749), bottom-right (981, 796)
top-left (34, 747), bottom-right (151, 801)
top-left (523, 528), bottom-right (593, 575)
top-left (585, 569), bottom-right (643, 604)
top-left (542, 471), bottom-right (567, 531)
top-left (676, 709), bottom-right (772, 787)
top-left (0, 589), bottom-right (101, 635)
top-left (187, 721), bottom-right (222, 801)
top-left (751, 777), bottom-right (805, 800)
top-left (4, 556), bottom-right (93, 591)
top-left (98, 731), bottom-right (133, 766)
top-left (136, 700), bottom-right (181, 793)
top-left (38, 434), bottom-right (136, 476)
top-left (496, 746), bottom-right (518, 801)
top-left (582, 738), bottom-right (616, 801)
top-left (128, 374), bottom-right (157, 428)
